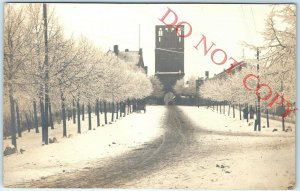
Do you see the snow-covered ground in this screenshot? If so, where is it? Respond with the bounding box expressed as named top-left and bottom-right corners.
top-left (179, 106), bottom-right (295, 135)
top-left (3, 105), bottom-right (295, 189)
top-left (122, 106), bottom-right (295, 189)
top-left (3, 106), bottom-right (166, 186)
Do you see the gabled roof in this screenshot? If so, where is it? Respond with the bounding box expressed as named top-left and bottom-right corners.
top-left (118, 51), bottom-right (145, 68)
top-left (118, 51), bottom-right (139, 64)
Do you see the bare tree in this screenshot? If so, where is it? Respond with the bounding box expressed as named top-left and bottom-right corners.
top-left (4, 4), bottom-right (33, 147)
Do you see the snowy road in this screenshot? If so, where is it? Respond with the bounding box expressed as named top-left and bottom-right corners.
top-left (13, 106), bottom-right (197, 188)
top-left (10, 106), bottom-right (294, 189)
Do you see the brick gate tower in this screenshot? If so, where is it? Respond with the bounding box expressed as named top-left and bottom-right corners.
top-left (155, 25), bottom-right (184, 93)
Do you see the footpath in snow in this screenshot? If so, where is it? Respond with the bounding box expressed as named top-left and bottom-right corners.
top-left (3, 106), bottom-right (166, 186)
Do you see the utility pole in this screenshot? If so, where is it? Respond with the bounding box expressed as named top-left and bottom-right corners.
top-left (138, 24), bottom-right (140, 49)
top-left (254, 48), bottom-right (261, 131)
top-left (43, 3), bottom-right (49, 144)
top-left (196, 79), bottom-right (199, 107)
top-left (196, 77), bottom-right (202, 108)
top-left (281, 81), bottom-right (285, 131)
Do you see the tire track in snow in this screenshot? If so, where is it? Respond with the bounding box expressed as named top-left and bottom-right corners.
top-left (12, 106), bottom-right (197, 188)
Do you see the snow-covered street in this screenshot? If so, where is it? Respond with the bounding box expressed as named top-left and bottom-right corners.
top-left (125, 106), bottom-right (295, 189)
top-left (4, 106), bottom-right (295, 189)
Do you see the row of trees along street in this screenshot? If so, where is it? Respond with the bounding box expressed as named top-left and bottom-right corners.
top-left (4, 4), bottom-right (153, 148)
top-left (148, 76), bottom-right (165, 104)
top-left (199, 5), bottom-right (296, 131)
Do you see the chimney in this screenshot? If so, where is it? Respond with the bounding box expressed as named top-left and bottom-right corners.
top-left (139, 48), bottom-right (143, 55)
top-left (113, 45), bottom-right (119, 55)
top-left (125, 49), bottom-right (129, 52)
top-left (205, 71), bottom-right (209, 79)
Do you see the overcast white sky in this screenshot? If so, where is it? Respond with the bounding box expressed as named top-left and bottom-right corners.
top-left (52, 3), bottom-right (275, 79)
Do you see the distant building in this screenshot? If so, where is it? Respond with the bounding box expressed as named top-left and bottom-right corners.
top-left (113, 45), bottom-right (148, 74)
top-left (198, 60), bottom-right (253, 105)
top-left (206, 61), bottom-right (249, 81)
top-left (155, 25), bottom-right (184, 93)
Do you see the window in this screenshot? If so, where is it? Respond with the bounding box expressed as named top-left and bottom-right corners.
top-left (158, 28), bottom-right (163, 36)
top-left (177, 28), bottom-right (182, 36)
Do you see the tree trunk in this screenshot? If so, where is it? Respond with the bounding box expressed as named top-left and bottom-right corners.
top-left (119, 102), bottom-right (122, 117)
top-left (282, 116), bottom-right (285, 131)
top-left (116, 102), bottom-right (119, 119)
top-left (108, 102), bottom-right (111, 114)
top-left (49, 101), bottom-right (54, 129)
top-left (40, 98), bottom-right (46, 144)
top-left (228, 105), bottom-right (230, 116)
top-left (255, 105), bottom-right (257, 116)
top-left (254, 106), bottom-right (259, 131)
top-left (43, 3), bottom-right (49, 145)
top-left (82, 103), bottom-right (85, 121)
top-left (66, 108), bottom-right (70, 121)
top-left (104, 101), bottom-right (107, 124)
top-left (88, 103), bottom-right (92, 130)
top-left (44, 97), bottom-right (49, 145)
top-left (30, 111), bottom-right (33, 129)
top-left (33, 100), bottom-right (39, 133)
top-left (246, 104), bottom-right (249, 122)
top-left (127, 99), bottom-right (130, 115)
top-left (73, 100), bottom-right (76, 124)
top-left (77, 99), bottom-right (81, 134)
top-left (16, 103), bottom-right (21, 137)
top-left (67, 108), bottom-right (70, 121)
top-left (233, 105), bottom-right (235, 118)
top-left (96, 100), bottom-right (100, 127)
top-left (9, 89), bottom-right (17, 148)
top-left (111, 102), bottom-right (115, 122)
top-left (61, 91), bottom-right (67, 137)
top-left (99, 101), bottom-right (102, 114)
top-left (239, 104), bottom-right (242, 120)
top-left (25, 113), bottom-right (30, 132)
top-left (55, 111), bottom-right (59, 123)
top-left (266, 108), bottom-right (269, 128)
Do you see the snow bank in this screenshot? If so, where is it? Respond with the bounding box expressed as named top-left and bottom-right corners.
top-left (3, 106), bottom-right (166, 186)
top-left (178, 106), bottom-right (295, 136)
